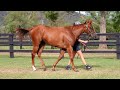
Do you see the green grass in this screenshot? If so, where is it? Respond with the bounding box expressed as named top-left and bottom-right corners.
top-left (0, 53), bottom-right (120, 79)
top-left (0, 46), bottom-right (59, 50)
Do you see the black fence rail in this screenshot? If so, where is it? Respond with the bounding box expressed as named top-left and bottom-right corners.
top-left (0, 33), bottom-right (120, 59)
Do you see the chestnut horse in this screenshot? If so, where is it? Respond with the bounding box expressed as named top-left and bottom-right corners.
top-left (16, 20), bottom-right (96, 72)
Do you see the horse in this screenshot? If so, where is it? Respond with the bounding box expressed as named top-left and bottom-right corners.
top-left (16, 19), bottom-right (96, 72)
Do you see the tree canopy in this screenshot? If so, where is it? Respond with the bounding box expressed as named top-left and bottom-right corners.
top-left (3, 11), bottom-right (40, 33)
top-left (0, 11), bottom-right (120, 33)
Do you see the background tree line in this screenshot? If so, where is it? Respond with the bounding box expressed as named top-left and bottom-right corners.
top-left (0, 11), bottom-right (120, 49)
top-left (0, 11), bottom-right (120, 33)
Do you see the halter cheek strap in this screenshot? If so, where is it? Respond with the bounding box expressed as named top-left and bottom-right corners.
top-left (85, 24), bottom-right (92, 39)
top-left (85, 24), bottom-right (91, 33)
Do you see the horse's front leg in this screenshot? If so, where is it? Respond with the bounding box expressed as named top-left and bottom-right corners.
top-left (67, 45), bottom-right (78, 72)
top-left (52, 48), bottom-right (66, 71)
top-left (37, 42), bottom-right (46, 71)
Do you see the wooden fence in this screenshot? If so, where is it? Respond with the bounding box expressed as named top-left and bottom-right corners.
top-left (0, 33), bottom-right (120, 59)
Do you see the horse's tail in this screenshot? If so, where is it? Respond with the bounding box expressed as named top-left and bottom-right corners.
top-left (16, 28), bottom-right (30, 40)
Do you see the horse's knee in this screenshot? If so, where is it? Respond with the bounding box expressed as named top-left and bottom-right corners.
top-left (69, 55), bottom-right (73, 60)
top-left (31, 52), bottom-right (35, 55)
top-left (31, 52), bottom-right (35, 58)
top-left (37, 51), bottom-right (42, 56)
top-left (33, 46), bottom-right (39, 52)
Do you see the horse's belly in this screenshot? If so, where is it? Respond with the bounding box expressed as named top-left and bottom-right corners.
top-left (44, 39), bottom-right (66, 48)
top-left (42, 32), bottom-right (74, 48)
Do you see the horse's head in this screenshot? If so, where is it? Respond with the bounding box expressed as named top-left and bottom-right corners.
top-left (83, 20), bottom-right (97, 38)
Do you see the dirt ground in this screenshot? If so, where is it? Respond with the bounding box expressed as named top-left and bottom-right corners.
top-left (0, 52), bottom-right (116, 59)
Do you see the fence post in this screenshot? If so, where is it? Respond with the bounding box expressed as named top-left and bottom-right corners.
top-left (116, 34), bottom-right (120, 59)
top-left (9, 34), bottom-right (14, 58)
top-left (20, 39), bottom-right (22, 49)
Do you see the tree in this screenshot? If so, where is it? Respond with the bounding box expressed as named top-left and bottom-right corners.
top-left (82, 11), bottom-right (108, 49)
top-left (3, 11), bottom-right (39, 33)
top-left (44, 11), bottom-right (59, 26)
top-left (44, 11), bottom-right (59, 49)
top-left (112, 11), bottom-right (120, 33)
top-left (99, 11), bottom-right (108, 49)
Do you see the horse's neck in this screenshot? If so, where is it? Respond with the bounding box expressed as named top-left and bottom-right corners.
top-left (71, 25), bottom-right (85, 39)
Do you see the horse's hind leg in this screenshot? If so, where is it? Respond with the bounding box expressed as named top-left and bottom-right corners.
top-left (52, 48), bottom-right (66, 71)
top-left (32, 45), bottom-right (39, 71)
top-left (37, 41), bottom-right (46, 71)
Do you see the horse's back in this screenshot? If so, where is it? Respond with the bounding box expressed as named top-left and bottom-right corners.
top-left (29, 24), bottom-right (76, 48)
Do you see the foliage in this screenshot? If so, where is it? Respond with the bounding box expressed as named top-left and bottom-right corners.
top-left (0, 11), bottom-right (119, 33)
top-left (3, 11), bottom-right (40, 33)
top-left (88, 11), bottom-right (120, 33)
top-left (112, 11), bottom-right (120, 33)
top-left (77, 11), bottom-right (100, 33)
top-left (77, 11), bottom-right (118, 33)
top-left (44, 11), bottom-right (59, 26)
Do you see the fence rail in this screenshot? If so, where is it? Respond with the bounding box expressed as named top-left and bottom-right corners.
top-left (0, 33), bottom-right (120, 59)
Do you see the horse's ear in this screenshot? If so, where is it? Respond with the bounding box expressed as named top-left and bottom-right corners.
top-left (85, 19), bottom-right (92, 25)
top-left (84, 20), bottom-right (88, 24)
top-left (89, 20), bottom-right (92, 24)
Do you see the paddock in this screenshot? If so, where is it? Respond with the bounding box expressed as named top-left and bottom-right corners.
top-left (0, 33), bottom-right (120, 79)
top-left (0, 53), bottom-right (120, 79)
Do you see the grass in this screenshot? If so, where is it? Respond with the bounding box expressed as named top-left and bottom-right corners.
top-left (0, 53), bottom-right (120, 79)
top-left (0, 45), bottom-right (59, 50)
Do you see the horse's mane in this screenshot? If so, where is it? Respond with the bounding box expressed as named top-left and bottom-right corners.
top-left (16, 23), bottom-right (86, 40)
top-left (64, 23), bottom-right (85, 30)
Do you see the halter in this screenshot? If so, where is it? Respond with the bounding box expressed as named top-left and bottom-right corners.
top-left (83, 24), bottom-right (94, 51)
top-left (85, 24), bottom-right (92, 36)
top-left (86, 23), bottom-right (95, 38)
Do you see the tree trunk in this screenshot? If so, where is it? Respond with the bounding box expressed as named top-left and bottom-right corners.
top-left (99, 11), bottom-right (107, 49)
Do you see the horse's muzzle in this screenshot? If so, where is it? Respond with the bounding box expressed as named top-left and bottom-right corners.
top-left (91, 33), bottom-right (98, 39)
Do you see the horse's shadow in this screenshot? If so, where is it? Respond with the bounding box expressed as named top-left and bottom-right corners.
top-left (36, 64), bottom-right (101, 70)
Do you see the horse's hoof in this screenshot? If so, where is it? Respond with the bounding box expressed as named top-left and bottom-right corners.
top-left (73, 69), bottom-right (79, 72)
top-left (33, 69), bottom-right (36, 71)
top-left (52, 68), bottom-right (55, 71)
top-left (43, 68), bottom-right (47, 71)
top-left (75, 70), bottom-right (79, 72)
top-left (32, 66), bottom-right (36, 71)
